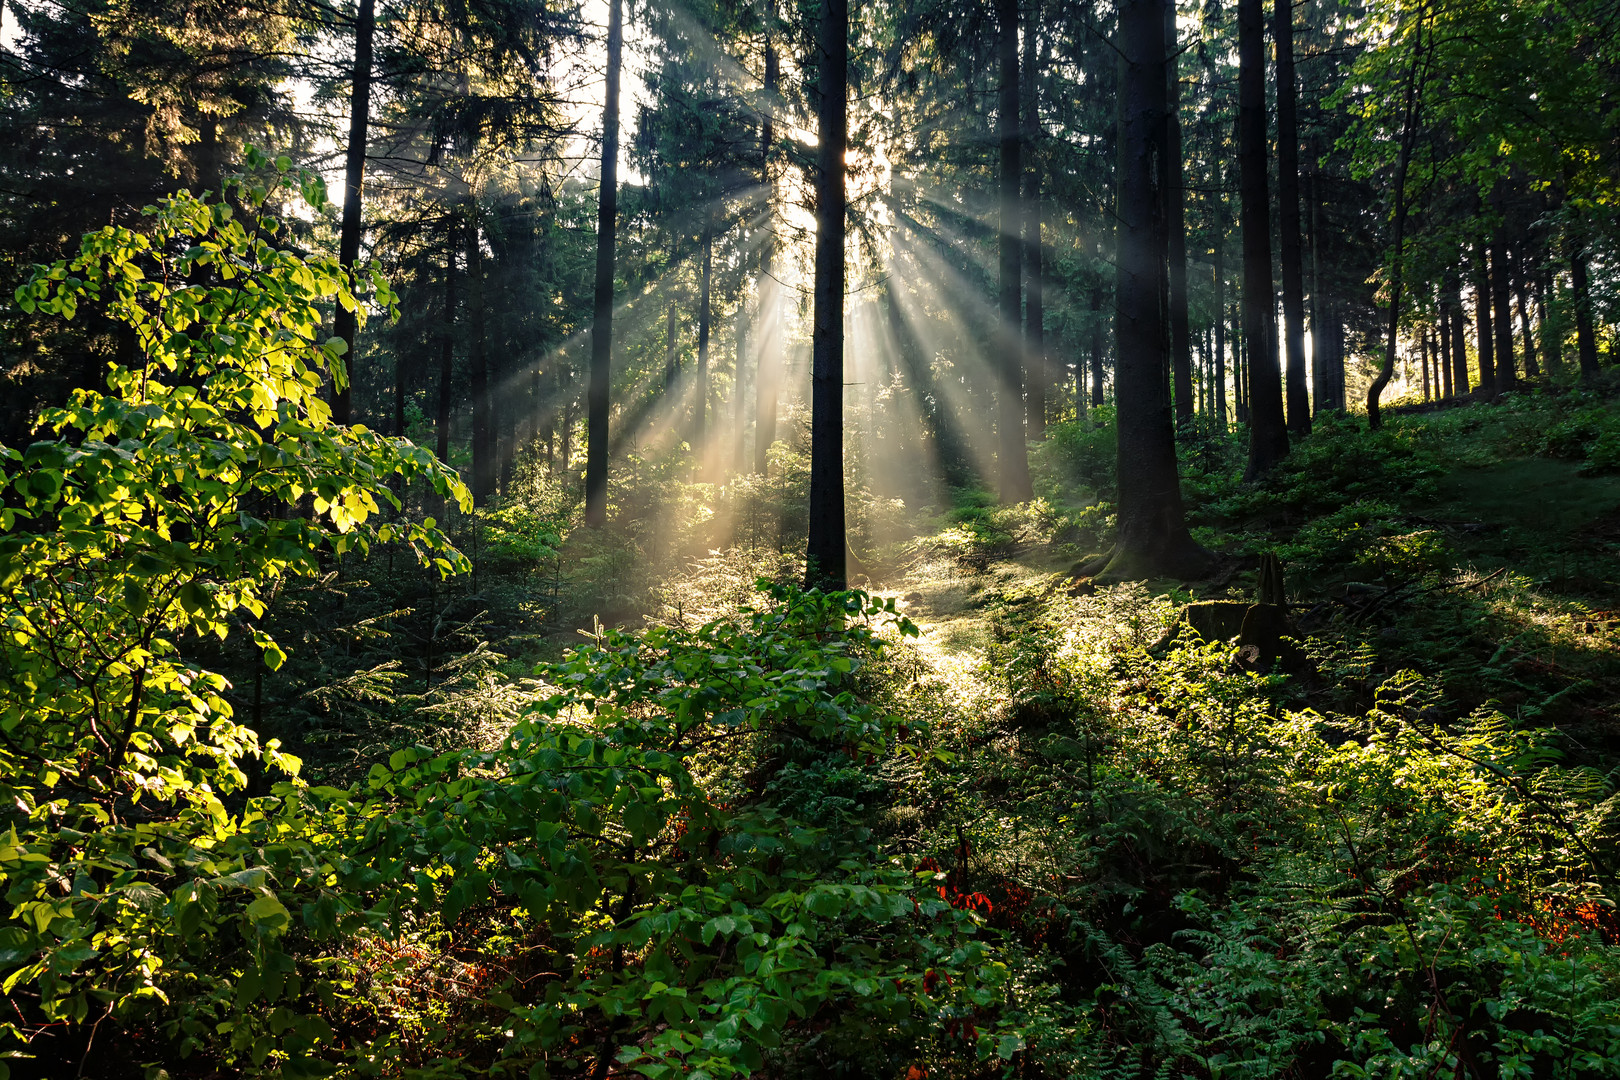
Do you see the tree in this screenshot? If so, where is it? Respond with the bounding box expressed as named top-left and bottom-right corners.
top-left (585, 0), bottom-right (623, 526)
top-left (330, 0), bottom-right (376, 425)
top-left (1239, 0), bottom-right (1287, 478)
top-left (995, 0), bottom-right (1032, 502)
top-left (1274, 0), bottom-right (1309, 434)
top-left (1095, 0), bottom-right (1212, 581)
top-left (805, 0), bottom-right (849, 589)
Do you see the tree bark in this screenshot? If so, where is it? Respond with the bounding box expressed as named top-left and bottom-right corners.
top-left (1274, 0), bottom-right (1309, 434)
top-left (665, 300), bottom-right (679, 390)
top-left (1239, 0), bottom-right (1288, 473)
top-left (754, 1), bottom-right (781, 475)
top-left (331, 0), bottom-right (375, 426)
top-left (1473, 241), bottom-right (1496, 396)
top-left (465, 212), bottom-right (495, 504)
top-left (437, 221), bottom-right (456, 463)
top-left (1571, 233), bottom-right (1599, 383)
top-left (1089, 282), bottom-right (1105, 408)
top-left (1512, 244), bottom-right (1538, 378)
top-left (1537, 264), bottom-right (1561, 375)
top-left (695, 211), bottom-right (713, 449)
top-left (1214, 242), bottom-right (1227, 428)
top-left (1023, 3), bottom-right (1046, 440)
top-left (733, 290), bottom-right (750, 472)
top-left (1365, 3), bottom-right (1427, 431)
top-left (584, 0), bottom-right (622, 526)
top-left (1490, 236), bottom-right (1516, 389)
top-left (997, 0), bottom-right (1032, 501)
top-left (1100, 0), bottom-right (1211, 581)
top-left (805, 0), bottom-right (848, 589)
top-left (1164, 0), bottom-right (1193, 433)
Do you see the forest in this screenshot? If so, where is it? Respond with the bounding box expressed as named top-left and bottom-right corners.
top-left (1, 0), bottom-right (1619, 1072)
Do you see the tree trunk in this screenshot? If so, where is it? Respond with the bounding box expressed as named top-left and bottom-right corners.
top-left (437, 221), bottom-right (456, 463)
top-left (695, 211), bottom-right (713, 450)
top-left (1089, 282), bottom-right (1105, 408)
top-left (1537, 265), bottom-right (1561, 375)
top-left (754, 1), bottom-right (781, 475)
top-left (1365, 4), bottom-right (1427, 431)
top-left (1274, 0), bottom-right (1309, 434)
top-left (1513, 245), bottom-right (1539, 378)
top-left (733, 291), bottom-right (750, 472)
top-left (1239, 0), bottom-right (1287, 474)
top-left (1214, 242), bottom-right (1227, 428)
top-left (1474, 242), bottom-right (1496, 396)
top-left (584, 0), bottom-right (622, 526)
top-left (664, 300), bottom-right (679, 389)
top-left (1023, 3), bottom-right (1046, 441)
top-left (804, 0), bottom-right (848, 589)
top-left (1571, 234), bottom-right (1599, 383)
top-left (1491, 237), bottom-right (1516, 389)
top-left (1165, 0), bottom-right (1193, 433)
top-left (331, 0), bottom-right (375, 426)
top-left (1439, 293), bottom-right (1454, 398)
top-left (465, 212), bottom-right (495, 504)
top-left (1100, 0), bottom-right (1211, 581)
top-left (997, 0), bottom-right (1032, 502)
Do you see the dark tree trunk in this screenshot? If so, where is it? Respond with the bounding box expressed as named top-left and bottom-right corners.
top-left (733, 294), bottom-right (750, 472)
top-left (1274, 0), bottom-right (1309, 434)
top-left (1537, 265), bottom-right (1561, 375)
top-left (664, 301), bottom-right (678, 389)
top-left (1421, 328), bottom-right (1431, 400)
top-left (465, 214), bottom-right (495, 504)
top-left (1023, 3), bottom-right (1046, 440)
top-left (1165, 0), bottom-right (1193, 432)
top-left (1491, 237), bottom-right (1516, 388)
top-left (1439, 294), bottom-right (1454, 398)
top-left (1239, 0), bottom-right (1287, 474)
top-left (1571, 236), bottom-right (1599, 383)
top-left (754, 2), bottom-right (781, 475)
top-left (1452, 297), bottom-right (1469, 395)
top-left (1513, 245), bottom-right (1539, 378)
top-left (1100, 0), bottom-right (1211, 581)
top-left (1234, 301), bottom-right (1248, 422)
top-left (695, 212), bottom-right (713, 448)
top-left (331, 0), bottom-right (375, 426)
top-left (997, 0), bottom-right (1032, 501)
top-left (437, 222), bottom-right (456, 463)
top-left (1089, 283), bottom-right (1105, 408)
top-left (584, 0), bottom-right (622, 526)
top-left (1474, 242), bottom-right (1496, 396)
top-left (804, 0), bottom-right (848, 589)
top-left (1365, 5), bottom-right (1426, 430)
top-left (1214, 242), bottom-right (1227, 427)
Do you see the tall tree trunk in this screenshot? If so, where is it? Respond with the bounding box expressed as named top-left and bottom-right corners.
top-left (695, 211), bottom-right (713, 449)
top-left (804, 0), bottom-right (848, 589)
top-left (997, 0), bottom-right (1032, 502)
top-left (584, 0), bottom-right (622, 526)
top-left (465, 213), bottom-right (495, 504)
top-left (1164, 0), bottom-right (1194, 433)
top-left (1439, 292), bottom-right (1454, 398)
top-left (1234, 300), bottom-right (1248, 422)
top-left (1365, 4), bottom-right (1427, 430)
top-left (754, 1), bottom-right (781, 475)
top-left (733, 291), bottom-right (750, 472)
top-left (437, 222), bottom-right (456, 463)
top-left (331, 0), bottom-right (375, 425)
top-left (1537, 265), bottom-right (1561, 375)
top-left (1099, 0), bottom-right (1210, 581)
top-left (1023, 2), bottom-right (1046, 440)
top-left (1274, 0), bottom-right (1309, 434)
top-left (1089, 282), bottom-right (1105, 408)
top-left (1214, 242), bottom-right (1227, 428)
top-left (1513, 244), bottom-right (1539, 378)
top-left (1473, 241), bottom-right (1496, 395)
top-left (665, 300), bottom-right (679, 389)
top-left (1239, 0), bottom-right (1287, 474)
top-left (1491, 236), bottom-right (1516, 388)
top-left (1571, 233), bottom-right (1599, 383)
